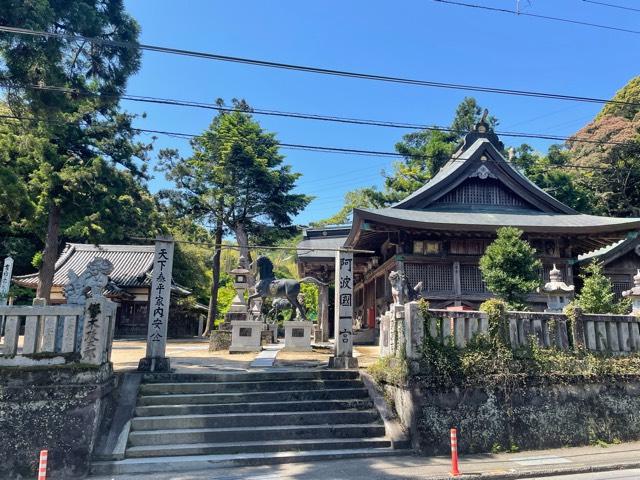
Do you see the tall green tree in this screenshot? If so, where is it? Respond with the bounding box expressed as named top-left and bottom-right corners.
top-left (315, 98), bottom-right (498, 225)
top-left (159, 99), bottom-right (311, 334)
top-left (480, 227), bottom-right (541, 309)
top-left (0, 0), bottom-right (155, 301)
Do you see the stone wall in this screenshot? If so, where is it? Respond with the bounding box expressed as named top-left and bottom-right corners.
top-left (0, 364), bottom-right (115, 479)
top-left (386, 375), bottom-right (640, 455)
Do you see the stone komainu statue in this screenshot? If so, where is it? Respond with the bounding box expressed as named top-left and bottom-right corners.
top-left (388, 270), bottom-right (423, 305)
top-left (64, 257), bottom-right (114, 305)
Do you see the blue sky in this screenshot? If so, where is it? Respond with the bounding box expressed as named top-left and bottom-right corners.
top-left (123, 0), bottom-right (639, 225)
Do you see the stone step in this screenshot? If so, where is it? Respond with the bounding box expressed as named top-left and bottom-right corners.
top-left (125, 437), bottom-right (392, 458)
top-left (142, 369), bottom-right (360, 384)
top-left (137, 387), bottom-right (370, 405)
top-left (92, 447), bottom-right (411, 476)
top-left (139, 379), bottom-right (364, 395)
top-left (131, 409), bottom-right (381, 431)
top-left (135, 398), bottom-right (374, 417)
top-left (128, 422), bottom-right (387, 446)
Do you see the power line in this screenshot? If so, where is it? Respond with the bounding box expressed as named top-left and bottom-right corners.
top-left (0, 112), bottom-right (618, 172)
top-left (2, 82), bottom-right (634, 148)
top-left (433, 0), bottom-right (640, 34)
top-left (582, 0), bottom-right (640, 13)
top-left (1, 24), bottom-right (639, 108)
top-left (127, 236), bottom-right (374, 253)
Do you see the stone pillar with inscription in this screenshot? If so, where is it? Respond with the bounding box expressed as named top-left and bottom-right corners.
top-left (138, 235), bottom-right (175, 372)
top-left (329, 251), bottom-right (358, 369)
top-left (0, 256), bottom-right (13, 306)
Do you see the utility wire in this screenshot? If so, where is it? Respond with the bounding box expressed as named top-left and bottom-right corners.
top-left (127, 236), bottom-right (374, 253)
top-left (0, 112), bottom-right (618, 172)
top-left (582, 0), bottom-right (640, 13)
top-left (433, 0), bottom-right (640, 34)
top-left (1, 25), bottom-right (640, 108)
top-left (1, 82), bottom-right (634, 148)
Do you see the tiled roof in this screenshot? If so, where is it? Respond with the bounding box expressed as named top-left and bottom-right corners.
top-left (352, 208), bottom-right (640, 234)
top-left (14, 243), bottom-right (155, 288)
top-left (297, 235), bottom-right (349, 260)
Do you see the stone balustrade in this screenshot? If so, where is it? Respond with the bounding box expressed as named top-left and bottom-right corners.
top-left (581, 313), bottom-right (640, 353)
top-left (381, 301), bottom-right (640, 359)
top-left (507, 311), bottom-right (570, 349)
top-left (0, 298), bottom-right (117, 367)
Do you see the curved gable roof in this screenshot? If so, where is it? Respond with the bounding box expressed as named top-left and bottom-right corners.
top-left (393, 137), bottom-right (577, 214)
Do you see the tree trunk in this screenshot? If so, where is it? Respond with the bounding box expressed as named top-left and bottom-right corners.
top-left (203, 220), bottom-right (223, 336)
top-left (234, 223), bottom-right (251, 263)
top-left (36, 203), bottom-right (61, 302)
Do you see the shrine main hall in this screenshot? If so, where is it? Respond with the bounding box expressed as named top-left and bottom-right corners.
top-left (297, 120), bottom-right (640, 333)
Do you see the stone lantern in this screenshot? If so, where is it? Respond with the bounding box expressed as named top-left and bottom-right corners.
top-left (227, 257), bottom-right (250, 318)
top-left (539, 264), bottom-right (574, 312)
top-left (622, 270), bottom-right (640, 315)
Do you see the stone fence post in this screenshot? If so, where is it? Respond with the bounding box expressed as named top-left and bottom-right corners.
top-left (80, 296), bottom-right (117, 365)
top-left (569, 306), bottom-right (586, 349)
top-left (404, 301), bottom-right (423, 359)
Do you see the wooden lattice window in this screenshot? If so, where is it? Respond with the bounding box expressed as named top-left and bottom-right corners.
top-left (434, 178), bottom-right (531, 208)
top-left (405, 263), bottom-right (453, 292)
top-left (460, 265), bottom-right (489, 293)
top-left (612, 282), bottom-right (631, 299)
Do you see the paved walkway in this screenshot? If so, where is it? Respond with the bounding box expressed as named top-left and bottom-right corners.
top-left (250, 344), bottom-right (283, 368)
top-left (90, 441), bottom-right (640, 479)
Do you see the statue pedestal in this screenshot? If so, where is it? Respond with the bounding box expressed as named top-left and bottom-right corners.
top-left (283, 321), bottom-right (312, 352)
top-left (229, 320), bottom-right (263, 353)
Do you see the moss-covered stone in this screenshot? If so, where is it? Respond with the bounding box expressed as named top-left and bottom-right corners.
top-left (398, 375), bottom-right (640, 455)
top-left (0, 363), bottom-right (114, 479)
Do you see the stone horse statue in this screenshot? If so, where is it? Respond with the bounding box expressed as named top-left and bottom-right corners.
top-left (248, 256), bottom-right (326, 321)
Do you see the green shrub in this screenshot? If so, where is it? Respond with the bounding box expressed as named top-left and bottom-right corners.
top-left (368, 356), bottom-right (409, 386)
top-left (479, 227), bottom-right (541, 308)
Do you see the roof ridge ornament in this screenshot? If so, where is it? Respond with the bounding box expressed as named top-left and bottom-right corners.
top-left (475, 108), bottom-right (490, 133)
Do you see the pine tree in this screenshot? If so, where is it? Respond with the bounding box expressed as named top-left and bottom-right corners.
top-left (576, 261), bottom-right (618, 314)
top-left (479, 227), bottom-right (541, 308)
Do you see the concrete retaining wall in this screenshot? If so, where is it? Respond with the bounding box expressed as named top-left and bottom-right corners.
top-left (386, 376), bottom-right (640, 455)
top-left (0, 364), bottom-right (115, 479)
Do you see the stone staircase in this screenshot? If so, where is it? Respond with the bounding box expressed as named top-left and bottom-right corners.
top-left (91, 369), bottom-right (410, 475)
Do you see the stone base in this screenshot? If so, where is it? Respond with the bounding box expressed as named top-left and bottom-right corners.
top-left (328, 356), bottom-right (359, 369)
top-left (261, 329), bottom-right (275, 345)
top-left (137, 356), bottom-right (171, 372)
top-left (209, 330), bottom-right (232, 351)
top-left (229, 320), bottom-right (263, 353)
top-left (283, 320), bottom-right (313, 351)
top-left (354, 328), bottom-right (377, 345)
top-left (0, 364), bottom-right (114, 479)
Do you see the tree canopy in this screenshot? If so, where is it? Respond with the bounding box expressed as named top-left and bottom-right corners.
top-left (159, 99), bottom-right (311, 332)
top-left (0, 0), bottom-right (158, 300)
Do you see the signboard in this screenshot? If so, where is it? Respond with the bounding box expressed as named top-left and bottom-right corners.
top-left (334, 251), bottom-right (354, 358)
top-left (0, 257), bottom-right (14, 306)
top-left (145, 236), bottom-right (175, 359)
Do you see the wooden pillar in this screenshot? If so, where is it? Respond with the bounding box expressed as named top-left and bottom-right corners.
top-left (319, 283), bottom-right (329, 342)
top-left (453, 261), bottom-right (461, 297)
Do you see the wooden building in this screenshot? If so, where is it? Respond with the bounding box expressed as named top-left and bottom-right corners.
top-left (298, 120), bottom-right (640, 330)
top-left (13, 243), bottom-right (204, 337)
top-left (576, 232), bottom-right (640, 298)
